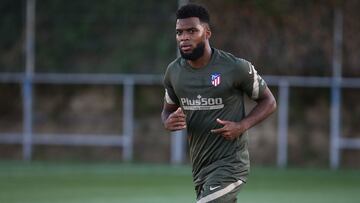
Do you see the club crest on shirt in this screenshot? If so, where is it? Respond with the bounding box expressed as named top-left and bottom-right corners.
top-left (211, 73), bottom-right (221, 87)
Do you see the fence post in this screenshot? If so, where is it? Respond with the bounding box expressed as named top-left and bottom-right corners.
top-left (277, 80), bottom-right (289, 168)
top-left (22, 78), bottom-right (33, 161)
top-left (330, 7), bottom-right (343, 169)
top-left (123, 79), bottom-right (134, 161)
top-left (171, 130), bottom-right (185, 165)
top-left (23, 0), bottom-right (36, 161)
top-left (330, 79), bottom-right (341, 169)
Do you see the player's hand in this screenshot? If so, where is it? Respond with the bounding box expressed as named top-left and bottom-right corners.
top-left (164, 107), bottom-right (186, 131)
top-left (211, 118), bottom-right (245, 140)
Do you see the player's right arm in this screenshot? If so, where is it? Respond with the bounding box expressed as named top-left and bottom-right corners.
top-left (161, 103), bottom-right (186, 131)
top-left (162, 64), bottom-right (186, 131)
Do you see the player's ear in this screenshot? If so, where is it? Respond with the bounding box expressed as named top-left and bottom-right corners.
top-left (206, 29), bottom-right (211, 40)
top-left (203, 24), bottom-right (211, 40)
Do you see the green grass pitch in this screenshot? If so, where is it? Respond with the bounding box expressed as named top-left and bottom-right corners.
top-left (0, 161), bottom-right (359, 203)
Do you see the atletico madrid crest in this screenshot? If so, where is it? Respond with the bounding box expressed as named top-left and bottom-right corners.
top-left (211, 73), bottom-right (221, 87)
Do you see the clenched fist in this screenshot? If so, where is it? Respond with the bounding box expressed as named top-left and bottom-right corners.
top-left (164, 107), bottom-right (187, 131)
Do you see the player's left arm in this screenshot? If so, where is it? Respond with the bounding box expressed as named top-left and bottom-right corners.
top-left (211, 87), bottom-right (276, 140)
top-left (211, 59), bottom-right (277, 140)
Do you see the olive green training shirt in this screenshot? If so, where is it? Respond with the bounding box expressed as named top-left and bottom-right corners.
top-left (163, 48), bottom-right (267, 187)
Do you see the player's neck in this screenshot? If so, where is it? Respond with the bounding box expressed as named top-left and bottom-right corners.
top-left (187, 45), bottom-right (212, 69)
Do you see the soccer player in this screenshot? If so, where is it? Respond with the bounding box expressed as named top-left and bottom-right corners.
top-left (161, 4), bottom-right (277, 203)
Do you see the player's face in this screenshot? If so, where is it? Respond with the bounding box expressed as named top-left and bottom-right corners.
top-left (176, 17), bottom-right (211, 60)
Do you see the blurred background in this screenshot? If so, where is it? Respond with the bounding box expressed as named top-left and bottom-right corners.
top-left (0, 0), bottom-right (360, 202)
top-left (1, 0), bottom-right (359, 167)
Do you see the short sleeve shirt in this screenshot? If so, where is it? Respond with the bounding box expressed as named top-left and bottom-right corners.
top-left (163, 48), bottom-right (267, 186)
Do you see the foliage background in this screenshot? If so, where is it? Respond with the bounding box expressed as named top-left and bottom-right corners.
top-left (1, 0), bottom-right (359, 76)
top-left (0, 0), bottom-right (359, 167)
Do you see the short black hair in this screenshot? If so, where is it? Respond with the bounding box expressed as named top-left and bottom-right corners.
top-left (176, 4), bottom-right (210, 24)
